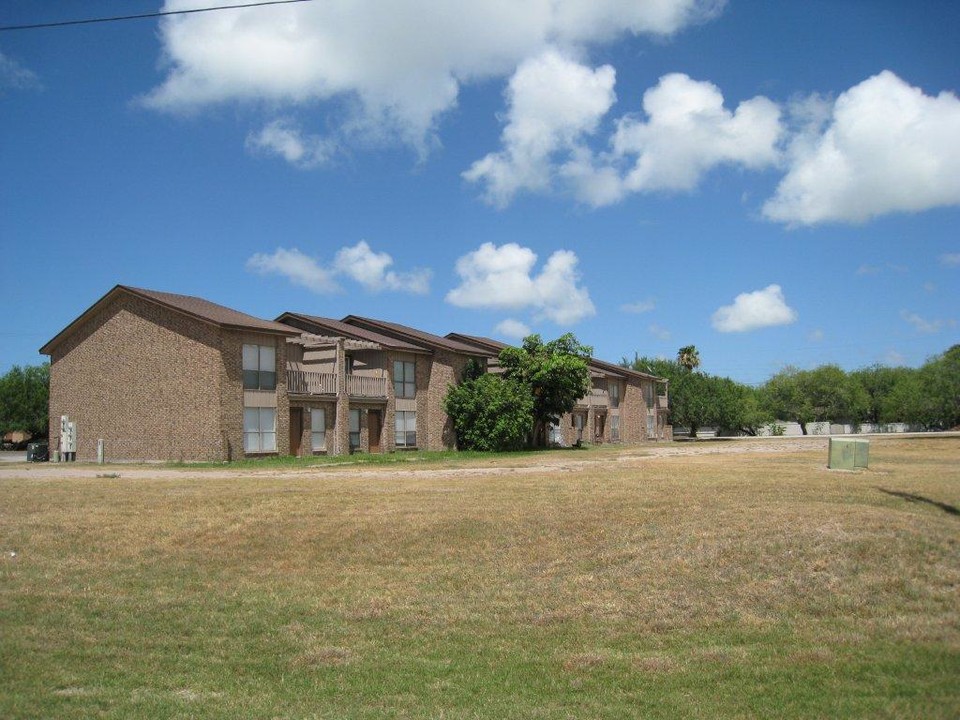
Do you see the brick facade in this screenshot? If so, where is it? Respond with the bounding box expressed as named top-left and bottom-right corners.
top-left (43, 287), bottom-right (669, 462)
top-left (47, 293), bottom-right (226, 462)
top-left (44, 288), bottom-right (295, 463)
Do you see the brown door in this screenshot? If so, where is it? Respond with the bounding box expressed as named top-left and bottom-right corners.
top-left (368, 410), bottom-right (382, 453)
top-left (289, 408), bottom-right (302, 456)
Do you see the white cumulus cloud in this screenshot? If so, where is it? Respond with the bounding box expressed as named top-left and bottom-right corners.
top-left (446, 242), bottom-right (595, 325)
top-left (333, 241), bottom-right (432, 294)
top-left (494, 318), bottom-right (532, 340)
top-left (246, 247), bottom-right (339, 293)
top-left (711, 284), bottom-right (797, 333)
top-left (467, 68), bottom-right (782, 207)
top-left (463, 49), bottom-right (617, 207)
top-left (247, 241), bottom-right (430, 294)
top-left (245, 119), bottom-right (335, 168)
top-left (143, 0), bottom-right (720, 153)
top-left (609, 72), bottom-right (782, 194)
top-left (940, 253), bottom-right (960, 267)
top-left (763, 71), bottom-right (960, 225)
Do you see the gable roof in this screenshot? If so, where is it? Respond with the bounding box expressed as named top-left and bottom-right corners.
top-left (276, 312), bottom-right (428, 354)
top-left (588, 356), bottom-right (664, 383)
top-left (343, 315), bottom-right (494, 356)
top-left (41, 285), bottom-right (297, 355)
top-left (447, 332), bottom-right (666, 383)
top-left (445, 333), bottom-right (509, 354)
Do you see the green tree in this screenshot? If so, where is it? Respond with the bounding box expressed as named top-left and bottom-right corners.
top-left (851, 364), bottom-right (919, 425)
top-left (917, 345), bottom-right (960, 429)
top-left (761, 367), bottom-right (815, 434)
top-left (762, 365), bottom-right (868, 433)
top-left (677, 345), bottom-right (701, 373)
top-left (0, 363), bottom-right (50, 437)
top-left (714, 378), bottom-right (772, 436)
top-left (444, 373), bottom-right (533, 451)
top-left (804, 364), bottom-right (869, 427)
top-left (625, 355), bottom-right (768, 438)
top-left (499, 333), bottom-right (592, 447)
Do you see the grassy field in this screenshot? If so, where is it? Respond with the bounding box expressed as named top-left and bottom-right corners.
top-left (1, 437), bottom-right (958, 718)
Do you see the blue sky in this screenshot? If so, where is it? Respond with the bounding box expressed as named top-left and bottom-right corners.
top-left (1, 0), bottom-right (957, 385)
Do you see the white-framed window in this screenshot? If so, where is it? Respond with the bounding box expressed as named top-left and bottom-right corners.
top-left (393, 360), bottom-right (416, 398)
top-left (610, 381), bottom-right (621, 409)
top-left (244, 407), bottom-right (276, 453)
top-left (349, 409), bottom-right (361, 451)
top-left (311, 408), bottom-right (326, 452)
top-left (611, 415), bottom-right (621, 442)
top-left (243, 344), bottom-right (277, 391)
top-left (395, 411), bottom-right (416, 448)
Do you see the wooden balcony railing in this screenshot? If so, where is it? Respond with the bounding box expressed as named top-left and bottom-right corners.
top-left (577, 387), bottom-right (609, 408)
top-left (287, 370), bottom-right (388, 399)
top-left (287, 370), bottom-right (337, 395)
top-left (346, 374), bottom-right (388, 398)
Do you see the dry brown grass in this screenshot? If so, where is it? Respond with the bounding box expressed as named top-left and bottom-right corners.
top-left (1, 436), bottom-right (958, 718)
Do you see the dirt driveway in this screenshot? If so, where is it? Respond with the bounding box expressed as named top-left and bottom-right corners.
top-left (0, 436), bottom-right (845, 483)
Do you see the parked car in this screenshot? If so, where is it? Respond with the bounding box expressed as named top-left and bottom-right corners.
top-left (2, 430), bottom-right (32, 451)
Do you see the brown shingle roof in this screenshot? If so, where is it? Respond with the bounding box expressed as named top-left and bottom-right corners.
top-left (344, 316), bottom-right (494, 356)
top-left (122, 286), bottom-right (297, 334)
top-left (41, 285), bottom-right (296, 355)
top-left (276, 312), bottom-right (428, 353)
top-left (447, 332), bottom-right (665, 382)
top-left (445, 333), bottom-right (509, 354)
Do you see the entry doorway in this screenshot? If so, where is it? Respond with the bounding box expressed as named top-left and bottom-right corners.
top-left (289, 408), bottom-right (302, 457)
top-left (368, 410), bottom-right (382, 453)
top-left (594, 413), bottom-right (606, 444)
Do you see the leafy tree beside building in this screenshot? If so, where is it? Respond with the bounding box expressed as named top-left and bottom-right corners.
top-left (499, 334), bottom-right (592, 447)
top-left (0, 363), bottom-right (50, 438)
top-left (445, 334), bottom-right (592, 451)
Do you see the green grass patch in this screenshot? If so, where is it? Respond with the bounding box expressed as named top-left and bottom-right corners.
top-left (166, 443), bottom-right (596, 470)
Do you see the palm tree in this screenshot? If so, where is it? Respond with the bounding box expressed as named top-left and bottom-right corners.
top-left (677, 345), bottom-right (701, 373)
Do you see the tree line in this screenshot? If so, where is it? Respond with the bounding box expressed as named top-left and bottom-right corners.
top-left (626, 344), bottom-right (960, 436)
top-left (0, 363), bottom-right (50, 440)
top-left (3, 342), bottom-right (955, 449)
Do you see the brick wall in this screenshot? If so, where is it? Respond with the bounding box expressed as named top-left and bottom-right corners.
top-left (621, 376), bottom-right (648, 443)
top-left (48, 293), bottom-right (225, 462)
top-left (421, 350), bottom-right (467, 451)
top-left (219, 330), bottom-right (290, 460)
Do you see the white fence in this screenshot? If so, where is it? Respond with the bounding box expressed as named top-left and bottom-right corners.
top-left (675, 422), bottom-right (923, 438)
top-left (755, 421), bottom-right (923, 437)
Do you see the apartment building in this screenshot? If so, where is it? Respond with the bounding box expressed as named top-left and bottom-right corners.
top-left (41, 285), bottom-right (668, 461)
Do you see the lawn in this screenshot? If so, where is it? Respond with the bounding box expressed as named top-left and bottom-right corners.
top-left (1, 437), bottom-right (958, 718)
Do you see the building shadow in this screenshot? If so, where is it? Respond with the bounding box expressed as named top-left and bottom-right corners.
top-left (875, 487), bottom-right (960, 517)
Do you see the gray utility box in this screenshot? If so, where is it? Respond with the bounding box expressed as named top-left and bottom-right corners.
top-left (828, 438), bottom-right (869, 470)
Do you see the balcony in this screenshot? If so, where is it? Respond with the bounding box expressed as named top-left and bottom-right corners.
top-left (286, 370), bottom-right (387, 399)
top-left (577, 387), bottom-right (609, 409)
top-left (346, 374), bottom-right (388, 398)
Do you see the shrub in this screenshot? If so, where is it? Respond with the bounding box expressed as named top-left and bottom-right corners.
top-left (444, 374), bottom-right (533, 452)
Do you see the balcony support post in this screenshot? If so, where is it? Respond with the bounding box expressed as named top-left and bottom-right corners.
top-left (333, 338), bottom-right (350, 456)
